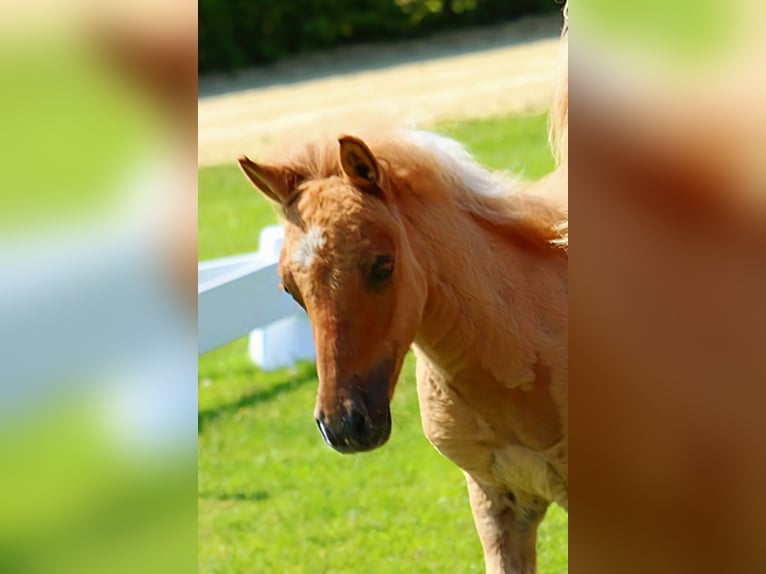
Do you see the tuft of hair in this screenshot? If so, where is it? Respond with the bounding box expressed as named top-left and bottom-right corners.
top-left (401, 130), bottom-right (568, 251)
top-left (549, 1), bottom-right (568, 167)
top-left (545, 1), bottom-right (568, 251)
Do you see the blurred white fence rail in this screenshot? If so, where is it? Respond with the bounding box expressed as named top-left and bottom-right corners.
top-left (197, 225), bottom-right (315, 370)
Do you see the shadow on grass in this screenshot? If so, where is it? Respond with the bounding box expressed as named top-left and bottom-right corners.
top-left (199, 490), bottom-right (270, 503)
top-left (198, 363), bottom-right (317, 433)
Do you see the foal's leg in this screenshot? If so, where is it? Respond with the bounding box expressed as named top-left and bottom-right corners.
top-left (465, 473), bottom-right (548, 574)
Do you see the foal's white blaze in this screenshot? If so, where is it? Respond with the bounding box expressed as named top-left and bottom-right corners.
top-left (292, 224), bottom-right (326, 269)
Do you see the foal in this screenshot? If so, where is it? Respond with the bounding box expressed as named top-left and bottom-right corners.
top-left (239, 123), bottom-right (567, 572)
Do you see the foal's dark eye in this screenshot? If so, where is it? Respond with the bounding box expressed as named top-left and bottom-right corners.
top-left (280, 282), bottom-right (306, 310)
top-left (370, 255), bottom-right (394, 284)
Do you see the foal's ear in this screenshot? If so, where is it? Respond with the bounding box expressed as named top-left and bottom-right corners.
top-left (238, 156), bottom-right (298, 205)
top-left (338, 135), bottom-right (381, 190)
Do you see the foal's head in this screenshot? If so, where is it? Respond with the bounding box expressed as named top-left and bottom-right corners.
top-left (239, 135), bottom-right (428, 453)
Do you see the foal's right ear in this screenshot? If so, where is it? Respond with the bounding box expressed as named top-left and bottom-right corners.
top-left (238, 156), bottom-right (298, 205)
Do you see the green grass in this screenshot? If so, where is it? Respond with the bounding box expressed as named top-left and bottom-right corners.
top-left (199, 165), bottom-right (280, 260)
top-left (199, 113), bottom-right (567, 573)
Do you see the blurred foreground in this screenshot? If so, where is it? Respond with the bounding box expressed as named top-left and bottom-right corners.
top-left (0, 2), bottom-right (196, 573)
top-left (571, 1), bottom-right (766, 573)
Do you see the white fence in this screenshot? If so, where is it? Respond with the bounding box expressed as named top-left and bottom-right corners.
top-left (197, 225), bottom-right (315, 370)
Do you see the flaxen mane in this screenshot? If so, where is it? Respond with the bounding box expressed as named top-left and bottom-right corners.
top-left (273, 128), bottom-right (568, 251)
top-left (550, 1), bottom-right (568, 168)
top-left (547, 1), bottom-right (569, 250)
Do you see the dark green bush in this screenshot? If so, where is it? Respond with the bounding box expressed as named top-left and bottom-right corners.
top-left (199, 0), bottom-right (560, 73)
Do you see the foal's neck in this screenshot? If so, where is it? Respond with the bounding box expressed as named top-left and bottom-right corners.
top-left (405, 187), bottom-right (567, 387)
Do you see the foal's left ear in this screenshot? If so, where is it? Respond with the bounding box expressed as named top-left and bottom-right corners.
top-left (338, 135), bottom-right (381, 190)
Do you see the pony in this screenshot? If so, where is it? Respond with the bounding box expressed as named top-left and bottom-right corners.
top-left (238, 9), bottom-right (569, 574)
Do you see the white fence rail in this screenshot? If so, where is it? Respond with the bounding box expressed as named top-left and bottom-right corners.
top-left (197, 225), bottom-right (316, 370)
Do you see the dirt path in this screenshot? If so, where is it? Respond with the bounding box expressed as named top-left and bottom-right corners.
top-left (198, 14), bottom-right (563, 167)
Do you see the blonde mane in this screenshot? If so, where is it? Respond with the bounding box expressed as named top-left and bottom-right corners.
top-left (274, 127), bottom-right (568, 252)
top-left (548, 0), bottom-right (569, 249)
top-left (549, 1), bottom-right (568, 168)
top-left (398, 130), bottom-right (568, 251)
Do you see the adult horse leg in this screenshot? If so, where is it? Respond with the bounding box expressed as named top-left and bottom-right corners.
top-left (465, 473), bottom-right (549, 574)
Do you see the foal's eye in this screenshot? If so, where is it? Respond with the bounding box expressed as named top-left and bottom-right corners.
top-left (280, 282), bottom-right (306, 310)
top-left (370, 255), bottom-right (394, 284)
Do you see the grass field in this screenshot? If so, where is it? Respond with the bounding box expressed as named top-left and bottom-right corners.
top-left (198, 113), bottom-right (568, 573)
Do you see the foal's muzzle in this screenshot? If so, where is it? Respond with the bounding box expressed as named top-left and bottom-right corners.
top-left (315, 400), bottom-right (391, 454)
top-left (315, 359), bottom-right (395, 453)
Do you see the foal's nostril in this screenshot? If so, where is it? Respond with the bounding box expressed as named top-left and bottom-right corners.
top-left (347, 409), bottom-right (368, 438)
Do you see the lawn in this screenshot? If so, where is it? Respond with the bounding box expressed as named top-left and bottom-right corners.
top-left (198, 113), bottom-right (568, 573)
